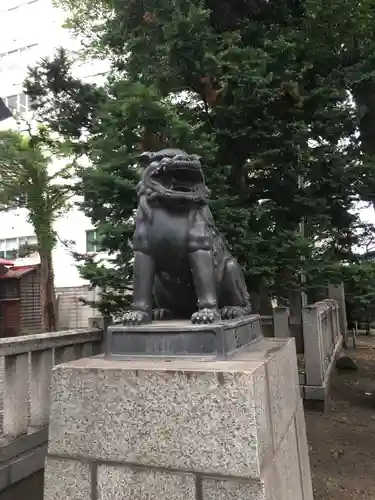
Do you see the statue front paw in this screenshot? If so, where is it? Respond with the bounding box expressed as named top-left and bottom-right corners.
top-left (123, 310), bottom-right (151, 325)
top-left (191, 308), bottom-right (221, 324)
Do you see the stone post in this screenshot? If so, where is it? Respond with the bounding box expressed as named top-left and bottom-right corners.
top-left (273, 306), bottom-right (290, 338)
top-left (88, 315), bottom-right (111, 354)
top-left (288, 291), bottom-right (307, 354)
top-left (30, 349), bottom-right (54, 428)
top-left (44, 338), bottom-right (313, 500)
top-left (328, 283), bottom-right (348, 346)
top-left (324, 299), bottom-right (340, 345)
top-left (3, 353), bottom-right (29, 437)
top-left (302, 305), bottom-right (324, 388)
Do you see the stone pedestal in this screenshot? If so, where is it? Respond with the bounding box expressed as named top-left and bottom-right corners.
top-left (44, 338), bottom-right (313, 500)
top-left (106, 315), bottom-right (263, 359)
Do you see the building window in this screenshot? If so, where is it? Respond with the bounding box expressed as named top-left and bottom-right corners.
top-left (86, 230), bottom-right (104, 253)
top-left (0, 235), bottom-right (37, 260)
top-left (2, 93), bottom-right (32, 116)
top-left (5, 95), bottom-right (17, 113)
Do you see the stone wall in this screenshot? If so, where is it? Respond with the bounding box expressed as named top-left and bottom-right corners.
top-left (0, 328), bottom-right (103, 494)
top-left (301, 299), bottom-right (343, 408)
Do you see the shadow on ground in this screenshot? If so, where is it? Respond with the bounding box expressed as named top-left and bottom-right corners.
top-left (0, 470), bottom-right (44, 500)
top-left (306, 341), bottom-right (375, 499)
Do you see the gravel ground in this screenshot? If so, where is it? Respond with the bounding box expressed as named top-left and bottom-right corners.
top-left (306, 342), bottom-right (375, 499)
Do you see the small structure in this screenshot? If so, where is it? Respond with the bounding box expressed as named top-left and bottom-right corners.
top-left (0, 264), bottom-right (42, 337)
top-left (0, 258), bottom-right (15, 274)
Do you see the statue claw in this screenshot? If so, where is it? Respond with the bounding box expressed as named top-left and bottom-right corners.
top-left (220, 306), bottom-right (246, 320)
top-left (191, 308), bottom-right (220, 324)
top-left (123, 310), bottom-right (151, 325)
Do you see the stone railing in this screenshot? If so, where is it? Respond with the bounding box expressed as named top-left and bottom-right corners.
top-left (0, 328), bottom-right (102, 439)
top-left (301, 299), bottom-right (342, 404)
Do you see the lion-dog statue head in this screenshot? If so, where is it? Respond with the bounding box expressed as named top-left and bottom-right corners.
top-left (137, 148), bottom-right (210, 205)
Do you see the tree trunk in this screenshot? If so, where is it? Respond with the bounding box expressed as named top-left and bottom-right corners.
top-left (250, 278), bottom-right (273, 314)
top-left (352, 80), bottom-right (375, 156)
top-left (39, 249), bottom-right (58, 332)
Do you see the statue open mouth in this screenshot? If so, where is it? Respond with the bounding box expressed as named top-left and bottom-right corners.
top-left (139, 149), bottom-right (210, 203)
top-left (150, 159), bottom-right (205, 195)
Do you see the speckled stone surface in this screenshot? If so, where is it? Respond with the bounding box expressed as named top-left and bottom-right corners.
top-left (97, 465), bottom-right (195, 500)
top-left (272, 417), bottom-right (303, 500)
top-left (252, 363), bottom-right (273, 468)
top-left (294, 402), bottom-right (314, 500)
top-left (45, 337), bottom-right (313, 500)
top-left (266, 340), bottom-right (300, 448)
top-left (44, 458), bottom-right (91, 500)
top-left (202, 478), bottom-right (267, 500)
top-left (48, 358), bottom-right (268, 477)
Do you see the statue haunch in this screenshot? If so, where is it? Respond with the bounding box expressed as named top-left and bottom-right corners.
top-left (123, 149), bottom-right (252, 325)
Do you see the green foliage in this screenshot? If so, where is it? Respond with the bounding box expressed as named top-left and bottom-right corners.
top-left (341, 261), bottom-right (375, 323)
top-left (25, 0), bottom-right (375, 314)
top-left (0, 129), bottom-right (72, 250)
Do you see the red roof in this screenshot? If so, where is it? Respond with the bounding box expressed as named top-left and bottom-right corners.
top-left (0, 259), bottom-right (14, 266)
top-left (0, 265), bottom-right (37, 280)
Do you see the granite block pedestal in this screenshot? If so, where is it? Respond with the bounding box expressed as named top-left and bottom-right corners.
top-left (44, 337), bottom-right (313, 500)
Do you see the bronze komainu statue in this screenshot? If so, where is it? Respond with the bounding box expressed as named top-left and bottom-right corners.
top-left (123, 149), bottom-right (252, 324)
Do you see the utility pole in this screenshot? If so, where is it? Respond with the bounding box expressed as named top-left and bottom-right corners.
top-left (298, 174), bottom-right (307, 306)
top-left (288, 175), bottom-right (307, 352)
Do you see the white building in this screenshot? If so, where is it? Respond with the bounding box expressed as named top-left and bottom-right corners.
top-left (0, 0), bottom-right (110, 326)
top-left (0, 0), bottom-right (107, 285)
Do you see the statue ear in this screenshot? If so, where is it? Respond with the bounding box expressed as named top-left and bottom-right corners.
top-left (138, 151), bottom-right (153, 166)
